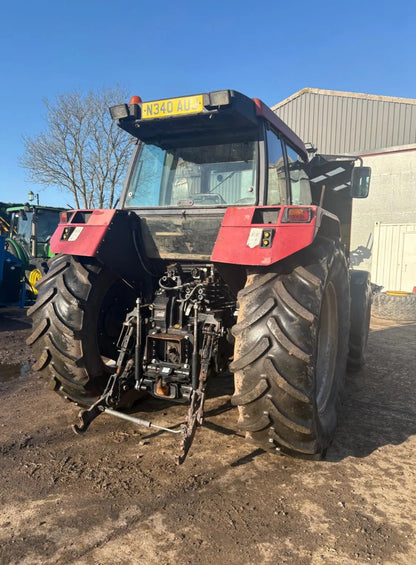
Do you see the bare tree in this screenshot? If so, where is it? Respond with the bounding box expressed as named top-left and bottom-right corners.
top-left (21, 86), bottom-right (133, 209)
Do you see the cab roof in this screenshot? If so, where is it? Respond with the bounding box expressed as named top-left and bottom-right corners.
top-left (111, 90), bottom-right (308, 161)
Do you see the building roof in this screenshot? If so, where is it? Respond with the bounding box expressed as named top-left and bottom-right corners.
top-left (272, 88), bottom-right (416, 155)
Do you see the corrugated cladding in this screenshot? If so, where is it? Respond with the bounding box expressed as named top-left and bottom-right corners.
top-left (272, 89), bottom-right (416, 155)
top-left (372, 223), bottom-right (416, 291)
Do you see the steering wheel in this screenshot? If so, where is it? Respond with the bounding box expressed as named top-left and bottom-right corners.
top-left (189, 193), bottom-right (226, 205)
top-left (234, 197), bottom-right (255, 205)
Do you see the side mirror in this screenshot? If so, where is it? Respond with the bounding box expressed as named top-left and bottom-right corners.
top-left (351, 166), bottom-right (371, 198)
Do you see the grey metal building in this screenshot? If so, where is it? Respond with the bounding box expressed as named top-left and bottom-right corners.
top-left (273, 88), bottom-right (416, 292)
top-left (272, 88), bottom-right (416, 155)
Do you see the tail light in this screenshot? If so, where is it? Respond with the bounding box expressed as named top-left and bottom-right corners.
top-left (282, 207), bottom-right (312, 223)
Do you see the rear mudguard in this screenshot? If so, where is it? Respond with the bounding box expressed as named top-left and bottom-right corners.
top-left (50, 209), bottom-right (118, 257)
top-left (50, 205), bottom-right (340, 276)
top-left (211, 205), bottom-right (340, 266)
top-left (50, 209), bottom-right (147, 287)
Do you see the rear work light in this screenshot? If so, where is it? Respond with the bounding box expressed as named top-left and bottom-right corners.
top-left (282, 207), bottom-right (312, 223)
top-left (110, 97), bottom-right (142, 121)
top-left (109, 104), bottom-right (130, 120)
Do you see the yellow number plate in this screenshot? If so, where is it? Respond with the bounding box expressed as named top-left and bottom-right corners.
top-left (141, 95), bottom-right (204, 119)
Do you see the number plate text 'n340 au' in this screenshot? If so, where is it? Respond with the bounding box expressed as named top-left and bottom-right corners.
top-left (141, 95), bottom-right (204, 119)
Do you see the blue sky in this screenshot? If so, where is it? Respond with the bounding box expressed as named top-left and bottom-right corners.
top-left (1, 0), bottom-right (415, 208)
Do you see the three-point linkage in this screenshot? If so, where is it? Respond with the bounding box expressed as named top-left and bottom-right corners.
top-left (72, 296), bottom-right (221, 464)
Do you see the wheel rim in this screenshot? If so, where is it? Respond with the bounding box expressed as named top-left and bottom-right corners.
top-left (316, 281), bottom-right (338, 414)
top-left (97, 278), bottom-right (136, 365)
top-left (28, 268), bottom-right (42, 295)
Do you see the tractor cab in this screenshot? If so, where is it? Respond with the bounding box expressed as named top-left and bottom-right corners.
top-left (7, 205), bottom-right (64, 269)
top-left (7, 204), bottom-right (64, 296)
top-left (111, 90), bottom-right (370, 261)
top-left (113, 91), bottom-right (310, 211)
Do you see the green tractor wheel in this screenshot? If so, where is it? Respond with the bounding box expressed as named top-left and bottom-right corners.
top-left (5, 238), bottom-right (29, 270)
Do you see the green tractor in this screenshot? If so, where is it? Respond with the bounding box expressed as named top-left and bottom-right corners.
top-left (6, 204), bottom-right (63, 296)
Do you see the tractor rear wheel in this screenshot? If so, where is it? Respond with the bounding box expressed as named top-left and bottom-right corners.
top-left (27, 254), bottom-right (136, 406)
top-left (231, 237), bottom-right (350, 457)
top-left (348, 270), bottom-right (372, 371)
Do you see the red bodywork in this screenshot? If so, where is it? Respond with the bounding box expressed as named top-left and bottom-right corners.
top-left (50, 205), bottom-right (338, 268)
top-left (50, 209), bottom-right (116, 256)
top-left (211, 205), bottom-right (338, 266)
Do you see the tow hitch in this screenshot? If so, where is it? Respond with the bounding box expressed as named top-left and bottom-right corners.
top-left (72, 382), bottom-right (184, 437)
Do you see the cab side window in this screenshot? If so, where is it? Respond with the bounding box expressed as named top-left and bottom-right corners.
top-left (266, 129), bottom-right (287, 205)
top-left (285, 144), bottom-right (312, 205)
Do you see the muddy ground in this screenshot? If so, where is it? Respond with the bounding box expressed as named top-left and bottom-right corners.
top-left (0, 307), bottom-right (415, 565)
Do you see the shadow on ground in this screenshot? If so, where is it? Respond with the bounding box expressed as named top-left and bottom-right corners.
top-left (328, 321), bottom-right (416, 461)
top-left (0, 306), bottom-right (31, 332)
top-left (107, 319), bottom-right (416, 464)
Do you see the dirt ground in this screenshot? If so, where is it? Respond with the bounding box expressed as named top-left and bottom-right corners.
top-left (0, 307), bottom-right (415, 565)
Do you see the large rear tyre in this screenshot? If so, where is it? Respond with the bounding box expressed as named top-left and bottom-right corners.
top-left (27, 254), bottom-right (136, 406)
top-left (231, 237), bottom-right (350, 457)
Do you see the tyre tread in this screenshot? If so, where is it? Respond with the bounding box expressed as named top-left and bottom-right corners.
top-left (232, 237), bottom-right (349, 456)
top-left (27, 254), bottom-right (128, 406)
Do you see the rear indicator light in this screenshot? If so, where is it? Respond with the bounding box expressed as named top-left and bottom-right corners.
top-left (60, 211), bottom-right (68, 223)
top-left (260, 228), bottom-right (275, 247)
top-left (282, 207), bottom-right (312, 223)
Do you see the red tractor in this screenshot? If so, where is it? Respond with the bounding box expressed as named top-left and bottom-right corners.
top-left (28, 90), bottom-right (371, 462)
